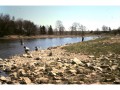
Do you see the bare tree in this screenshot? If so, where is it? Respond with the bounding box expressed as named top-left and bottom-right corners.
top-left (56, 20), bottom-right (64, 35)
top-left (102, 25), bottom-right (109, 31)
top-left (79, 25), bottom-right (86, 36)
top-left (54, 28), bottom-right (58, 35)
top-left (70, 22), bottom-right (82, 35)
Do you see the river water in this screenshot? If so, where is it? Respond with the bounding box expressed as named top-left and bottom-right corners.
top-left (0, 36), bottom-right (97, 59)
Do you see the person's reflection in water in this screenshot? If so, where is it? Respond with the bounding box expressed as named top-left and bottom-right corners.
top-left (20, 39), bottom-right (24, 45)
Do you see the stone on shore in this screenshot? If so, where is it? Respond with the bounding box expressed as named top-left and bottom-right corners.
top-left (35, 57), bottom-right (42, 60)
top-left (20, 77), bottom-right (32, 84)
top-left (22, 54), bottom-right (33, 58)
top-left (35, 77), bottom-right (49, 84)
top-left (9, 72), bottom-right (18, 79)
top-left (71, 58), bottom-right (84, 66)
top-left (17, 69), bottom-right (26, 76)
top-left (0, 58), bottom-right (3, 61)
top-left (0, 75), bottom-right (7, 81)
top-left (96, 67), bottom-right (103, 71)
top-left (48, 51), bottom-right (52, 56)
top-left (89, 55), bottom-right (95, 58)
top-left (0, 64), bottom-right (5, 68)
top-left (111, 65), bottom-right (118, 70)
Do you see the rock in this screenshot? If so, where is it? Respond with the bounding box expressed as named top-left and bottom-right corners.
top-left (38, 67), bottom-right (45, 71)
top-left (22, 54), bottom-right (28, 57)
top-left (64, 63), bottom-right (69, 67)
top-left (118, 55), bottom-right (120, 59)
top-left (111, 65), bottom-right (118, 70)
top-left (104, 56), bottom-right (109, 60)
top-left (53, 76), bottom-right (61, 80)
top-left (49, 68), bottom-right (63, 76)
top-left (62, 66), bottom-right (67, 70)
top-left (76, 69), bottom-right (84, 74)
top-left (72, 58), bottom-right (84, 65)
top-left (0, 58), bottom-right (3, 61)
top-left (5, 77), bottom-right (12, 83)
top-left (35, 57), bottom-right (42, 60)
top-left (27, 54), bottom-right (33, 58)
top-left (69, 70), bottom-right (77, 75)
top-left (57, 59), bottom-right (62, 62)
top-left (86, 63), bottom-right (91, 67)
top-left (27, 62), bottom-right (36, 67)
top-left (0, 75), bottom-right (11, 83)
top-left (50, 71), bottom-right (57, 76)
top-left (114, 79), bottom-right (120, 84)
top-left (17, 69), bottom-right (26, 76)
top-left (48, 51), bottom-right (52, 56)
top-left (91, 72), bottom-right (97, 76)
top-left (36, 77), bottom-right (49, 84)
top-left (109, 53), bottom-right (113, 57)
top-left (0, 64), bottom-right (5, 68)
top-left (89, 55), bottom-right (95, 58)
top-left (9, 72), bottom-right (18, 79)
top-left (0, 75), bottom-right (7, 81)
top-left (4, 59), bottom-right (9, 61)
top-left (55, 80), bottom-right (62, 84)
top-left (56, 57), bottom-right (60, 60)
top-left (20, 77), bottom-right (31, 84)
top-left (11, 64), bottom-right (18, 70)
top-left (57, 62), bottom-right (63, 67)
top-left (85, 75), bottom-right (91, 78)
top-left (22, 54), bottom-right (33, 58)
top-left (85, 63), bottom-right (95, 70)
top-left (96, 67), bottom-right (103, 71)
top-left (45, 67), bottom-right (52, 73)
top-left (79, 81), bottom-right (84, 84)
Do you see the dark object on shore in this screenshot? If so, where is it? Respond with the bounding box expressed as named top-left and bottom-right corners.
top-left (82, 36), bottom-right (84, 42)
top-left (35, 46), bottom-right (39, 51)
top-left (48, 51), bottom-right (52, 56)
top-left (24, 46), bottom-right (30, 53)
top-left (20, 39), bottom-right (24, 45)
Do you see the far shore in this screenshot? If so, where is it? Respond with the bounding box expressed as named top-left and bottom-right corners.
top-left (0, 35), bottom-right (97, 40)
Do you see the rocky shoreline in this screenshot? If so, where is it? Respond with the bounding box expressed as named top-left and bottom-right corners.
top-left (0, 41), bottom-right (120, 84)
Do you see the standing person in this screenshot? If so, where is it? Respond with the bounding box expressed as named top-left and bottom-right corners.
top-left (82, 36), bottom-right (84, 42)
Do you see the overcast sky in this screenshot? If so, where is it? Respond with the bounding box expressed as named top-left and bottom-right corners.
top-left (0, 6), bottom-right (120, 30)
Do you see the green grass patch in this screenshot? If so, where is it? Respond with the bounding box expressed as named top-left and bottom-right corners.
top-left (63, 37), bottom-right (120, 56)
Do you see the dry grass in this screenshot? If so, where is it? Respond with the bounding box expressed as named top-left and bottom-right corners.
top-left (63, 36), bottom-right (120, 57)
